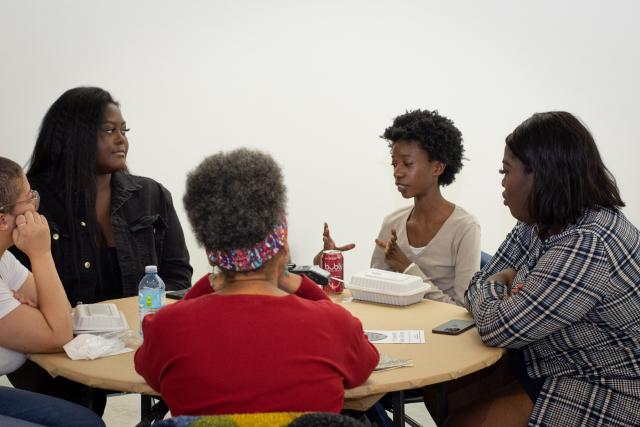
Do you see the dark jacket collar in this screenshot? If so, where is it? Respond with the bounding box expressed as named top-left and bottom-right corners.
top-left (111, 172), bottom-right (143, 214)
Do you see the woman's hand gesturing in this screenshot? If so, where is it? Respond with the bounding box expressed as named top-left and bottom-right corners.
top-left (375, 229), bottom-right (411, 272)
top-left (313, 222), bottom-right (356, 265)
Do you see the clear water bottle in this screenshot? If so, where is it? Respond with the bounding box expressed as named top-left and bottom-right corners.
top-left (138, 265), bottom-right (165, 336)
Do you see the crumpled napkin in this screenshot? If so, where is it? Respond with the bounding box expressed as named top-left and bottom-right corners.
top-left (63, 333), bottom-right (133, 360)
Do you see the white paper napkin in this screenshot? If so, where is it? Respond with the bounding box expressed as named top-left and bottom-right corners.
top-left (63, 333), bottom-right (133, 360)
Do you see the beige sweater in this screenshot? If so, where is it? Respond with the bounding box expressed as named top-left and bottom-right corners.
top-left (370, 205), bottom-right (481, 306)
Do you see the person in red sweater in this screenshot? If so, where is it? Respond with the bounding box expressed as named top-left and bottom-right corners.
top-left (134, 148), bottom-right (379, 416)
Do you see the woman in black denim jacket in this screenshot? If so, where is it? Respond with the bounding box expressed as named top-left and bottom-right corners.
top-left (9, 86), bottom-right (192, 414)
top-left (17, 171), bottom-right (193, 305)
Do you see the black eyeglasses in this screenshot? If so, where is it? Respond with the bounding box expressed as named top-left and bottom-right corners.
top-left (0, 189), bottom-right (40, 213)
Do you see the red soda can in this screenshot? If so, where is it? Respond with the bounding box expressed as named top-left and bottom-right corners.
top-left (321, 250), bottom-right (344, 294)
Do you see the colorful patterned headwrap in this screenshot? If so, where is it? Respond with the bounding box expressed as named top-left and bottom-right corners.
top-left (206, 220), bottom-right (287, 272)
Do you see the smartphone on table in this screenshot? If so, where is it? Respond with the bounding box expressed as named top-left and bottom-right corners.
top-left (431, 319), bottom-right (476, 335)
top-left (166, 288), bottom-right (189, 300)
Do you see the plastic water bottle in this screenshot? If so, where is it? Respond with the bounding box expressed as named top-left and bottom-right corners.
top-left (138, 265), bottom-right (165, 336)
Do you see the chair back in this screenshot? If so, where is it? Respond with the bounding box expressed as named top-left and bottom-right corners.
top-left (480, 251), bottom-right (492, 268)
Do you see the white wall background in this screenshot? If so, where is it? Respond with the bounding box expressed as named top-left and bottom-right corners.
top-left (1, 0), bottom-right (638, 280)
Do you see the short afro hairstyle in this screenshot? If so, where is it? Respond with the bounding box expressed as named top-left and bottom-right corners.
top-left (183, 148), bottom-right (287, 252)
top-left (381, 109), bottom-right (464, 186)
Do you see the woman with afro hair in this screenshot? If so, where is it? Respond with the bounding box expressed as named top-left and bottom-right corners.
top-left (318, 109), bottom-right (480, 305)
top-left (135, 148), bottom-right (379, 416)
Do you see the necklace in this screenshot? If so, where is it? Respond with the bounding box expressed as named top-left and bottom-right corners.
top-left (216, 278), bottom-right (284, 297)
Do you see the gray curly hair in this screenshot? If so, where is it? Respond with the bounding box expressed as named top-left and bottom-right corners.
top-left (183, 148), bottom-right (287, 252)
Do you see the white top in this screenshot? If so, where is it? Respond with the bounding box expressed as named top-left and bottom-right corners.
top-left (408, 244), bottom-right (427, 256)
top-left (370, 205), bottom-right (481, 305)
top-left (0, 251), bottom-right (29, 375)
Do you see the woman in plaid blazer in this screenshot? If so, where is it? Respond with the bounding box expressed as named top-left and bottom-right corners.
top-left (462, 111), bottom-right (640, 427)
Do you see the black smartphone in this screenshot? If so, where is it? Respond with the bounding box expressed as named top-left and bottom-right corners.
top-left (286, 264), bottom-right (331, 285)
top-left (166, 288), bottom-right (189, 300)
top-left (432, 319), bottom-right (476, 335)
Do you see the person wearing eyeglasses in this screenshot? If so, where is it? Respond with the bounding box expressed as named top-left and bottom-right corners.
top-left (0, 156), bottom-right (105, 427)
top-left (8, 87), bottom-right (193, 414)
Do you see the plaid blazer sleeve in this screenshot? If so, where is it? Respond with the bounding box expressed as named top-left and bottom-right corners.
top-left (466, 229), bottom-right (609, 348)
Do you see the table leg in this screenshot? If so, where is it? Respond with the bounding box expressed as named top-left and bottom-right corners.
top-left (79, 385), bottom-right (95, 412)
top-left (138, 395), bottom-right (169, 426)
top-left (140, 395), bottom-right (153, 426)
top-left (391, 391), bottom-right (405, 427)
top-left (431, 383), bottom-right (448, 427)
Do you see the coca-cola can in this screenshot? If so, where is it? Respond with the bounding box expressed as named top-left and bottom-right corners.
top-left (321, 250), bottom-right (344, 294)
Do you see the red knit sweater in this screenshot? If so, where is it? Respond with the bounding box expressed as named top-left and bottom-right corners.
top-left (134, 275), bottom-right (379, 415)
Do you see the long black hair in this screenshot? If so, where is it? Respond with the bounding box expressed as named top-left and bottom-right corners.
top-left (506, 111), bottom-right (624, 235)
top-left (27, 87), bottom-right (121, 247)
top-left (29, 86), bottom-right (117, 192)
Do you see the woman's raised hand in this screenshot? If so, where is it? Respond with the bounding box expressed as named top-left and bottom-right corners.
top-left (375, 229), bottom-right (411, 272)
top-left (313, 222), bottom-right (356, 265)
top-left (12, 211), bottom-right (52, 261)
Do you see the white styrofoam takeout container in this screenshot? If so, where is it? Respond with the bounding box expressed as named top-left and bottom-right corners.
top-left (347, 268), bottom-right (429, 306)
